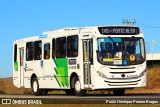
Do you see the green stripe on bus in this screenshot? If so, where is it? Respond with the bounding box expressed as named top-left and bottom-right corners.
top-left (53, 58), bottom-right (69, 88)
top-left (54, 75), bottom-right (61, 87)
top-left (14, 62), bottom-right (18, 71)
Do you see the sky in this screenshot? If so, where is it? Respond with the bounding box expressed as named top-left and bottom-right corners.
top-left (1, 0), bottom-right (160, 77)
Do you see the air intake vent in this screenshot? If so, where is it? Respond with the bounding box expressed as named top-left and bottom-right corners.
top-left (110, 67), bottom-right (135, 69)
top-left (110, 71), bottom-right (136, 74)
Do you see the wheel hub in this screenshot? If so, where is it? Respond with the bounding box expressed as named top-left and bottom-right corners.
top-left (33, 81), bottom-right (38, 92)
top-left (75, 81), bottom-right (81, 92)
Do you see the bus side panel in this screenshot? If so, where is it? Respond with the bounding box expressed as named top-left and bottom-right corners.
top-left (24, 60), bottom-right (44, 88)
top-left (13, 67), bottom-right (19, 87)
top-left (68, 57), bottom-right (82, 88)
top-left (13, 59), bottom-right (19, 87)
top-left (43, 59), bottom-right (60, 89)
top-left (23, 61), bottom-right (34, 88)
top-left (52, 58), bottom-right (69, 89)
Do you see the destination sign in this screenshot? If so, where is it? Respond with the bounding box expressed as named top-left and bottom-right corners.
top-left (98, 27), bottom-right (140, 35)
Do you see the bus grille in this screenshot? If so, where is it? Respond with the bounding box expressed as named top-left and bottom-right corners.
top-left (109, 67), bottom-right (136, 75)
top-left (104, 79), bottom-right (141, 86)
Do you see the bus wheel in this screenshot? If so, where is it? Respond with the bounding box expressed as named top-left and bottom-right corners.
top-left (31, 77), bottom-right (43, 96)
top-left (113, 89), bottom-right (125, 96)
top-left (73, 77), bottom-right (86, 96)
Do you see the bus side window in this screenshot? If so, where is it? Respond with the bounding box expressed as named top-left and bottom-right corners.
top-left (34, 41), bottom-right (42, 60)
top-left (67, 35), bottom-right (78, 57)
top-left (44, 43), bottom-right (50, 59)
top-left (52, 38), bottom-right (55, 58)
top-left (14, 44), bottom-right (17, 62)
top-left (26, 42), bottom-right (33, 61)
top-left (56, 37), bottom-right (66, 58)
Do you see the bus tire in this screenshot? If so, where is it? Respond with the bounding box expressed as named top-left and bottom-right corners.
top-left (31, 77), bottom-right (43, 96)
top-left (72, 76), bottom-right (86, 96)
top-left (113, 89), bottom-right (125, 96)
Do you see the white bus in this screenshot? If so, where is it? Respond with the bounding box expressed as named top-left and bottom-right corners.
top-left (13, 25), bottom-right (146, 96)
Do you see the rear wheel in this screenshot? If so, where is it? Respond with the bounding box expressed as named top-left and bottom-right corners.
top-left (31, 77), bottom-right (43, 96)
top-left (72, 77), bottom-right (86, 96)
top-left (113, 89), bottom-right (125, 96)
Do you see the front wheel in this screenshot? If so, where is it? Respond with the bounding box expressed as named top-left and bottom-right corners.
top-left (113, 89), bottom-right (125, 96)
top-left (72, 77), bottom-right (86, 96)
top-left (31, 77), bottom-right (43, 96)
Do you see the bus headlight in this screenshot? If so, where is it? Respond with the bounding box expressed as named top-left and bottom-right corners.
top-left (139, 69), bottom-right (147, 78)
top-left (97, 71), bottom-right (107, 79)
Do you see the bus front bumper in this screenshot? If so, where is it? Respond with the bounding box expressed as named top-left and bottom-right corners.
top-left (93, 74), bottom-right (146, 90)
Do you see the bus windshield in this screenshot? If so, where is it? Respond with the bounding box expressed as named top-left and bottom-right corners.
top-left (97, 37), bottom-right (145, 65)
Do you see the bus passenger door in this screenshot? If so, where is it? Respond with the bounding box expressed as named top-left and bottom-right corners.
top-left (83, 39), bottom-right (93, 88)
top-left (19, 47), bottom-right (24, 87)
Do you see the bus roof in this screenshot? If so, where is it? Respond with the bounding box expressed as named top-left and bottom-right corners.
top-left (43, 25), bottom-right (140, 34)
top-left (14, 25), bottom-right (142, 43)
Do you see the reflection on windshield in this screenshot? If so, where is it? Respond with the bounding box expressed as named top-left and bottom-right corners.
top-left (97, 37), bottom-right (145, 65)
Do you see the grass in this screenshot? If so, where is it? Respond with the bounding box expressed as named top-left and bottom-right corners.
top-left (126, 67), bottom-right (160, 93)
top-left (147, 67), bottom-right (160, 89)
top-left (0, 77), bottom-right (31, 94)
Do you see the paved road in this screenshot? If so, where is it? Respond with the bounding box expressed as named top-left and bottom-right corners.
top-left (0, 93), bottom-right (160, 98)
top-left (0, 93), bottom-right (160, 104)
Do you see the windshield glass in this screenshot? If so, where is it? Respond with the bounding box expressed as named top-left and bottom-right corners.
top-left (97, 37), bottom-right (145, 65)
